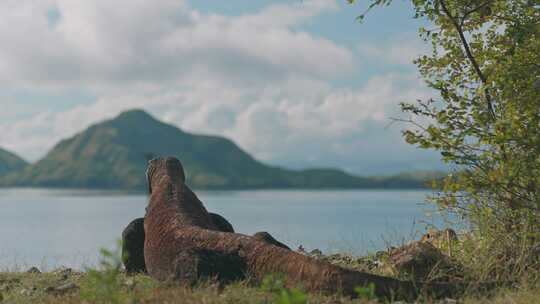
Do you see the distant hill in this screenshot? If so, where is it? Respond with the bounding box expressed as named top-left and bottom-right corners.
top-left (0, 148), bottom-right (28, 176)
top-left (0, 110), bottom-right (438, 190)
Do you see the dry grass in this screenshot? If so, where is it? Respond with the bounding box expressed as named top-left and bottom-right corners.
top-left (0, 270), bottom-right (376, 304)
top-left (0, 254), bottom-right (538, 304)
top-left (1, 235), bottom-right (537, 304)
top-left (462, 289), bottom-right (540, 304)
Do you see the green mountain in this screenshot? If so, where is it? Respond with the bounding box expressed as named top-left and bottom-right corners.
top-left (1, 110), bottom-right (434, 190)
top-left (0, 148), bottom-right (28, 176)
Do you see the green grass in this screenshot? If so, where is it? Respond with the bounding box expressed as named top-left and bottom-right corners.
top-left (1, 231), bottom-right (537, 303)
top-left (1, 245), bottom-right (538, 304)
top-left (1, 269), bottom-right (539, 304)
top-left (0, 270), bottom-right (377, 304)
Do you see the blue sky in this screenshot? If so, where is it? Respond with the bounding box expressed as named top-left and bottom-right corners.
top-left (0, 0), bottom-right (442, 175)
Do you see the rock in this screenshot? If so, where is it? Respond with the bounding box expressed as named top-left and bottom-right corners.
top-left (0, 292), bottom-right (3, 302)
top-left (252, 232), bottom-right (290, 250)
top-left (53, 267), bottom-right (72, 277)
top-left (45, 282), bottom-right (78, 294)
top-left (122, 217), bottom-right (146, 274)
top-left (26, 267), bottom-right (41, 274)
top-left (388, 241), bottom-right (449, 280)
top-left (19, 288), bottom-right (32, 297)
top-left (56, 282), bottom-right (78, 293)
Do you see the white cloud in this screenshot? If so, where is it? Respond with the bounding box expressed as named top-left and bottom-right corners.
top-left (1, 73), bottom-right (439, 173)
top-left (233, 0), bottom-right (338, 28)
top-left (0, 0), bottom-right (442, 174)
top-left (0, 0), bottom-right (351, 90)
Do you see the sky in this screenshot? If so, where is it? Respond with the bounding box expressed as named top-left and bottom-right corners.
top-left (0, 0), bottom-right (444, 175)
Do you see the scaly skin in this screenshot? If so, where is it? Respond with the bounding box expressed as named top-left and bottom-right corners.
top-left (143, 157), bottom-right (460, 300)
top-left (122, 212), bottom-right (235, 274)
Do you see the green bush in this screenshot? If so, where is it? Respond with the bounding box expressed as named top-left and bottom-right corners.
top-left (260, 274), bottom-right (308, 304)
top-left (80, 242), bottom-right (126, 304)
top-left (354, 283), bottom-right (376, 301)
top-left (353, 0), bottom-right (540, 283)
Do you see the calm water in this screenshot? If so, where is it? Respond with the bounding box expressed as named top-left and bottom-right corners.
top-left (0, 188), bottom-right (446, 270)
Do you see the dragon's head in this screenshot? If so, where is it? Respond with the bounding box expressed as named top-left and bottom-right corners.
top-left (146, 156), bottom-right (186, 194)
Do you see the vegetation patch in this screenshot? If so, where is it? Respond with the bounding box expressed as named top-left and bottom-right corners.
top-left (1, 235), bottom-right (538, 304)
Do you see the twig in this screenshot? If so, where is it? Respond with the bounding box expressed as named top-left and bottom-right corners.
top-left (439, 0), bottom-right (497, 121)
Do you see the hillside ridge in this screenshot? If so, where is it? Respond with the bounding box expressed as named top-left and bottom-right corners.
top-left (0, 109), bottom-right (439, 190)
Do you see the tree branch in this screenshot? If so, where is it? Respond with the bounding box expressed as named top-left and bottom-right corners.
top-left (439, 0), bottom-right (497, 121)
top-left (460, 0), bottom-right (494, 27)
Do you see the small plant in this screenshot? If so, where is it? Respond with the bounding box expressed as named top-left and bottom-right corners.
top-left (260, 274), bottom-right (307, 304)
top-left (354, 283), bottom-right (376, 301)
top-left (80, 241), bottom-right (125, 304)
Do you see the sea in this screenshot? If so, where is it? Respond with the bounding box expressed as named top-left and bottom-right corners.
top-left (0, 188), bottom-right (452, 270)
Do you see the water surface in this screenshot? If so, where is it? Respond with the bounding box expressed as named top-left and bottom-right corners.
top-left (0, 188), bottom-right (445, 270)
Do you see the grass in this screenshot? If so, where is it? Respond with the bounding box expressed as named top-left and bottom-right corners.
top-left (1, 268), bottom-right (539, 303)
top-left (0, 270), bottom-right (376, 304)
top-left (0, 246), bottom-right (538, 304)
top-left (1, 230), bottom-right (537, 303)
